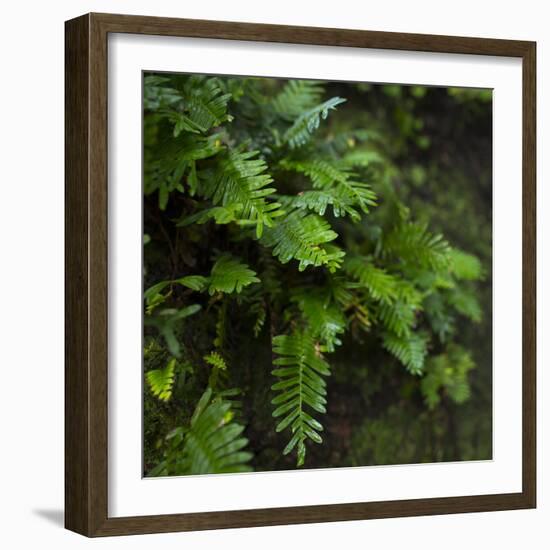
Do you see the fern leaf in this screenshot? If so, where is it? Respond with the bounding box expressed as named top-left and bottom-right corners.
top-left (280, 158), bottom-right (349, 188)
top-left (384, 222), bottom-right (451, 270)
top-left (146, 358), bottom-right (176, 401)
top-left (144, 133), bottom-right (222, 209)
top-left (344, 256), bottom-right (399, 303)
top-left (377, 300), bottom-right (417, 338)
top-left (261, 210), bottom-right (344, 272)
top-left (291, 289), bottom-right (346, 352)
top-left (200, 147), bottom-right (283, 238)
top-left (449, 248), bottom-right (484, 280)
top-left (183, 76), bottom-right (233, 132)
top-left (271, 332), bottom-right (331, 466)
top-left (207, 255), bottom-right (260, 295)
top-left (204, 351), bottom-right (227, 371)
top-left (178, 388), bottom-right (253, 474)
top-left (284, 97), bottom-right (346, 148)
top-left (280, 159), bottom-right (376, 219)
top-left (272, 80), bottom-right (324, 120)
top-left (447, 287), bottom-right (482, 322)
top-left (382, 331), bottom-right (429, 374)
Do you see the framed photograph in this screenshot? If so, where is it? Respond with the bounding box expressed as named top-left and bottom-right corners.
top-left (65, 13), bottom-right (536, 537)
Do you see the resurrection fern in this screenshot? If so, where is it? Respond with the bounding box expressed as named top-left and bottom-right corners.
top-left (271, 332), bottom-right (331, 466)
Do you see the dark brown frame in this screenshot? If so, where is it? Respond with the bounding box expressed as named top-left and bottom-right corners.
top-left (65, 12), bottom-right (536, 537)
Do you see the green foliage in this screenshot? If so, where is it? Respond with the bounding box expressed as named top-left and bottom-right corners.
top-left (206, 255), bottom-right (260, 295)
top-left (421, 346), bottom-right (476, 408)
top-left (144, 305), bottom-right (201, 357)
top-left (143, 73), bottom-right (491, 475)
top-left (198, 147), bottom-right (284, 238)
top-left (382, 331), bottom-right (429, 375)
top-left (146, 358), bottom-right (176, 401)
top-left (284, 97), bottom-right (346, 148)
top-left (152, 388), bottom-right (253, 475)
top-left (261, 210), bottom-right (344, 272)
top-left (385, 221), bottom-right (451, 270)
top-left (271, 332), bottom-right (331, 466)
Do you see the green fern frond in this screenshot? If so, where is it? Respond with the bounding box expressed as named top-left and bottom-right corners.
top-left (204, 351), bottom-right (227, 371)
top-left (177, 203), bottom-right (244, 226)
top-left (377, 300), bottom-right (417, 337)
top-left (344, 256), bottom-right (399, 303)
top-left (144, 133), bottom-right (222, 209)
top-left (261, 210), bottom-right (344, 272)
top-left (384, 222), bottom-right (451, 270)
top-left (143, 75), bottom-right (181, 110)
top-left (280, 158), bottom-right (349, 188)
top-left (207, 255), bottom-right (260, 295)
top-left (182, 76), bottom-right (233, 132)
top-left (449, 248), bottom-right (484, 280)
top-left (146, 358), bottom-right (176, 401)
top-left (291, 289), bottom-right (346, 352)
top-left (177, 388), bottom-right (253, 474)
top-left (200, 147), bottom-right (283, 237)
top-left (284, 97), bottom-right (347, 148)
top-left (447, 287), bottom-right (482, 322)
top-left (272, 80), bottom-right (324, 120)
top-left (271, 332), bottom-right (331, 466)
top-left (382, 331), bottom-right (429, 374)
top-left (281, 181), bottom-right (376, 221)
top-left (280, 159), bottom-right (376, 219)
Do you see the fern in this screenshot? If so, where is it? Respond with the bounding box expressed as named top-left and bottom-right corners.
top-left (200, 147), bottom-right (283, 237)
top-left (449, 248), bottom-right (484, 280)
top-left (447, 287), bottom-right (482, 322)
top-left (344, 256), bottom-right (399, 303)
top-left (204, 351), bottom-right (227, 371)
top-left (271, 332), bottom-right (331, 466)
top-left (159, 388), bottom-right (253, 475)
top-left (272, 80), bottom-right (324, 120)
top-left (207, 255), bottom-right (260, 295)
top-left (144, 133), bottom-right (221, 209)
top-left (280, 159), bottom-right (349, 188)
top-left (284, 97), bottom-right (346, 148)
top-left (377, 300), bottom-right (417, 337)
top-left (385, 222), bottom-right (451, 270)
top-left (280, 159), bottom-right (376, 220)
top-left (291, 289), bottom-right (346, 352)
top-left (181, 76), bottom-right (233, 132)
top-left (146, 358), bottom-right (176, 401)
top-left (261, 210), bottom-right (345, 272)
top-left (382, 331), bottom-right (429, 374)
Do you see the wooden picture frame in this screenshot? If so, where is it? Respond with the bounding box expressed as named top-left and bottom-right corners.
top-left (65, 12), bottom-right (536, 537)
